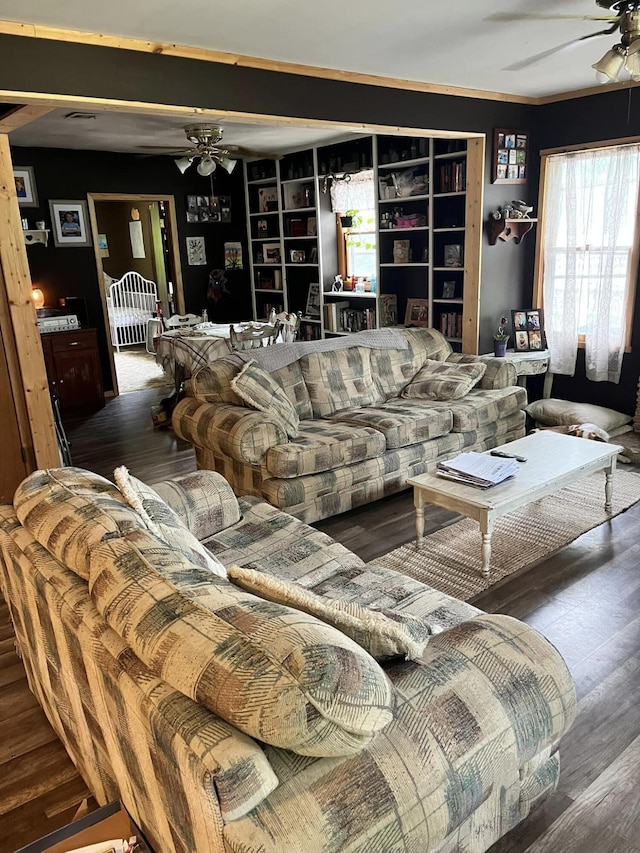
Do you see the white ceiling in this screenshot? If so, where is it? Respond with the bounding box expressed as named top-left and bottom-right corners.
top-left (0, 0), bottom-right (624, 98)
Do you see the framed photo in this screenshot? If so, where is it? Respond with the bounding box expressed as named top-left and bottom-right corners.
top-left (493, 128), bottom-right (528, 184)
top-left (405, 298), bottom-right (430, 327)
top-left (309, 246), bottom-right (318, 264)
top-left (186, 235), bottom-right (207, 265)
top-left (224, 241), bottom-right (243, 269)
top-left (380, 293), bottom-right (398, 327)
top-left (13, 166), bottom-right (38, 207)
top-left (511, 308), bottom-right (545, 351)
top-left (305, 282), bottom-right (321, 318)
top-left (442, 280), bottom-right (456, 299)
top-left (307, 216), bottom-right (317, 236)
top-left (257, 219), bottom-right (268, 236)
top-left (48, 200), bottom-right (92, 247)
top-left (444, 244), bottom-right (463, 267)
top-left (262, 243), bottom-right (281, 264)
top-left (258, 186), bottom-right (278, 213)
top-left (186, 195), bottom-right (222, 223)
top-left (290, 248), bottom-right (306, 263)
top-left (219, 195), bottom-right (231, 223)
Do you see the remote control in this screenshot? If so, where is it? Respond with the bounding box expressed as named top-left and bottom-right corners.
top-left (490, 450), bottom-right (527, 462)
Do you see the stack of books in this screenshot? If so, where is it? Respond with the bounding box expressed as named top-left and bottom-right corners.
top-left (436, 452), bottom-right (519, 489)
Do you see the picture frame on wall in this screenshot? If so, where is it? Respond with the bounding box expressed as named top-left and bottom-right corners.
top-left (13, 166), bottom-right (38, 207)
top-left (186, 235), bottom-right (207, 266)
top-left (511, 308), bottom-right (545, 351)
top-left (48, 200), bottom-right (92, 247)
top-left (493, 128), bottom-right (528, 184)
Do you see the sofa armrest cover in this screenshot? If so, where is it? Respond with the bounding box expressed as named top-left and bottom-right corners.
top-left (89, 529), bottom-right (394, 758)
top-left (172, 397), bottom-right (286, 465)
top-left (151, 471), bottom-right (241, 539)
top-left (446, 353), bottom-right (518, 389)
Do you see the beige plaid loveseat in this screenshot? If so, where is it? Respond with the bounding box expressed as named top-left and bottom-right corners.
top-left (0, 466), bottom-right (576, 853)
top-left (172, 328), bottom-right (527, 523)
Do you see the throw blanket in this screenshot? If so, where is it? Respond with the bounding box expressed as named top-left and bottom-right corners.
top-left (238, 328), bottom-right (408, 372)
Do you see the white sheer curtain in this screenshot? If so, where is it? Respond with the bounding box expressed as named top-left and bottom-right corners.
top-left (329, 169), bottom-right (375, 213)
top-left (543, 145), bottom-right (640, 383)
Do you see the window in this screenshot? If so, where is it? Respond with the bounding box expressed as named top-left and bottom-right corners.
top-left (344, 209), bottom-right (377, 279)
top-left (330, 170), bottom-right (377, 281)
top-left (539, 143), bottom-right (640, 383)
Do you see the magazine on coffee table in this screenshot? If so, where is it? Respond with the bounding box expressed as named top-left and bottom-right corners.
top-left (436, 452), bottom-right (518, 489)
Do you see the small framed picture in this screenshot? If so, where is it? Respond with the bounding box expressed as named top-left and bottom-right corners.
top-left (380, 293), bottom-right (398, 327)
top-left (290, 248), bottom-right (306, 263)
top-left (13, 166), bottom-right (38, 207)
top-left (309, 246), bottom-right (318, 263)
top-left (405, 298), bottom-right (430, 327)
top-left (186, 235), bottom-right (206, 266)
top-left (307, 216), bottom-right (317, 236)
top-left (305, 282), bottom-right (321, 318)
top-left (258, 186), bottom-right (278, 213)
top-left (262, 243), bottom-right (281, 264)
top-left (442, 281), bottom-right (456, 299)
top-left (493, 128), bottom-right (528, 184)
top-left (444, 244), bottom-right (463, 267)
top-left (49, 200), bottom-right (92, 248)
top-left (257, 219), bottom-right (268, 236)
top-left (511, 308), bottom-right (545, 351)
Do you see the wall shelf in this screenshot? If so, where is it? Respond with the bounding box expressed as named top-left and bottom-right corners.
top-left (24, 229), bottom-right (50, 247)
top-left (489, 217), bottom-right (537, 245)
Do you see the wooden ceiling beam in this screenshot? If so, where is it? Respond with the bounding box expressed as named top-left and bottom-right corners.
top-left (0, 104), bottom-right (54, 132)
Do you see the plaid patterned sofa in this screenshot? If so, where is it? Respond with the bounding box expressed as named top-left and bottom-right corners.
top-left (172, 328), bottom-right (527, 523)
top-left (0, 466), bottom-right (576, 853)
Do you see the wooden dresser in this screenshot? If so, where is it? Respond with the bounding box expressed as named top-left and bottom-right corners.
top-left (40, 328), bottom-right (104, 413)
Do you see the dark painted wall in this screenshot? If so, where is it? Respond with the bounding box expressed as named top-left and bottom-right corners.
top-left (536, 89), bottom-right (640, 415)
top-left (13, 145), bottom-right (250, 392)
top-left (1, 33), bottom-right (538, 357)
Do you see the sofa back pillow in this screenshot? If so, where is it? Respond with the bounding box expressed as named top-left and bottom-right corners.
top-left (114, 467), bottom-right (226, 577)
top-left (300, 347), bottom-right (381, 417)
top-left (150, 470), bottom-right (241, 539)
top-left (370, 328), bottom-right (450, 399)
top-left (190, 354), bottom-right (247, 405)
top-left (13, 467), bottom-right (149, 580)
top-left (89, 529), bottom-right (394, 758)
top-left (230, 359), bottom-right (300, 438)
top-left (270, 360), bottom-right (314, 420)
top-left (401, 359), bottom-right (486, 401)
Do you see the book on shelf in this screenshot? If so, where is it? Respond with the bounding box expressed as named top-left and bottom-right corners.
top-left (439, 311), bottom-right (462, 338)
top-left (436, 452), bottom-right (518, 489)
top-left (438, 160), bottom-right (466, 193)
top-left (337, 306), bottom-right (376, 333)
top-left (323, 299), bottom-right (350, 333)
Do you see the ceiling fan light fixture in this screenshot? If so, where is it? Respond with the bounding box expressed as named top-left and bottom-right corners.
top-left (175, 156), bottom-right (193, 174)
top-left (218, 156), bottom-right (238, 174)
top-left (592, 44), bottom-right (626, 82)
top-left (197, 155), bottom-right (217, 177)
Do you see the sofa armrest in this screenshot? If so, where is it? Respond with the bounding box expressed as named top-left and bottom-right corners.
top-left (446, 352), bottom-right (518, 389)
top-left (151, 471), bottom-right (242, 540)
top-left (172, 397), bottom-right (287, 465)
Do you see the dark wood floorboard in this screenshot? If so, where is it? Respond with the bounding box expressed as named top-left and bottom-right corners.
top-left (1, 387), bottom-right (639, 850)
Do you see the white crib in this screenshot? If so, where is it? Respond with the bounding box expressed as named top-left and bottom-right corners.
top-left (107, 271), bottom-right (158, 352)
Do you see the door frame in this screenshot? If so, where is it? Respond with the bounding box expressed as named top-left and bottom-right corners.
top-left (87, 192), bottom-right (185, 397)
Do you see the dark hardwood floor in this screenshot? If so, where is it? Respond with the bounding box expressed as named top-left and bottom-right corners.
top-left (1, 387), bottom-right (639, 851)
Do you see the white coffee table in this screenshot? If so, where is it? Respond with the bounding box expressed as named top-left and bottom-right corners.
top-left (407, 431), bottom-right (623, 578)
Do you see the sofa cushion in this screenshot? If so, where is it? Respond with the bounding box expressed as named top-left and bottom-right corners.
top-left (300, 347), bottom-right (381, 417)
top-left (149, 471), bottom-right (241, 539)
top-left (114, 466), bottom-right (227, 578)
top-left (231, 359), bottom-right (299, 438)
top-left (190, 353), bottom-right (247, 405)
top-left (370, 328), bottom-right (451, 399)
top-left (424, 387), bottom-right (528, 432)
top-left (330, 401), bottom-right (452, 449)
top-left (89, 529), bottom-right (394, 757)
top-left (270, 360), bottom-right (314, 420)
top-left (13, 467), bottom-right (150, 580)
top-left (401, 359), bottom-right (486, 401)
top-left (265, 420), bottom-right (386, 478)
top-left (525, 398), bottom-right (631, 433)
top-left (227, 566), bottom-right (432, 661)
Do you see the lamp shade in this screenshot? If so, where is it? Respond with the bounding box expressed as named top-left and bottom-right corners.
top-left (175, 157), bottom-right (193, 174)
top-left (592, 46), bottom-right (626, 83)
top-left (31, 287), bottom-right (45, 309)
top-left (218, 156), bottom-right (238, 174)
top-left (197, 155), bottom-right (217, 176)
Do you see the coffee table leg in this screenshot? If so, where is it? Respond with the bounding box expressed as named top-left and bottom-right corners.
top-left (414, 489), bottom-right (425, 549)
top-left (605, 457), bottom-right (617, 513)
top-left (480, 514), bottom-right (494, 578)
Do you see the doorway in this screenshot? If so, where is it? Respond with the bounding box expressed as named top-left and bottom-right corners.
top-left (87, 193), bottom-right (185, 396)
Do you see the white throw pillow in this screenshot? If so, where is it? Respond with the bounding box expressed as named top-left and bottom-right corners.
top-left (526, 399), bottom-right (631, 433)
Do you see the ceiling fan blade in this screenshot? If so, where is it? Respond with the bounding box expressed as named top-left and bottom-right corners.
top-left (503, 26), bottom-right (617, 72)
top-left (489, 12), bottom-right (619, 22)
top-left (224, 144), bottom-right (283, 160)
top-left (137, 146), bottom-right (194, 155)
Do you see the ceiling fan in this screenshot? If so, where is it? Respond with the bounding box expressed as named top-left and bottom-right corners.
top-left (491, 1), bottom-right (640, 80)
top-left (142, 125), bottom-right (282, 177)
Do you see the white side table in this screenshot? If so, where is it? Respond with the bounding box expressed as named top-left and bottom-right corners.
top-left (491, 348), bottom-right (553, 398)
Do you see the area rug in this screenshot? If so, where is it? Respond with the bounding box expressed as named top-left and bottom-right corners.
top-left (114, 347), bottom-right (172, 394)
top-left (375, 468), bottom-right (640, 601)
